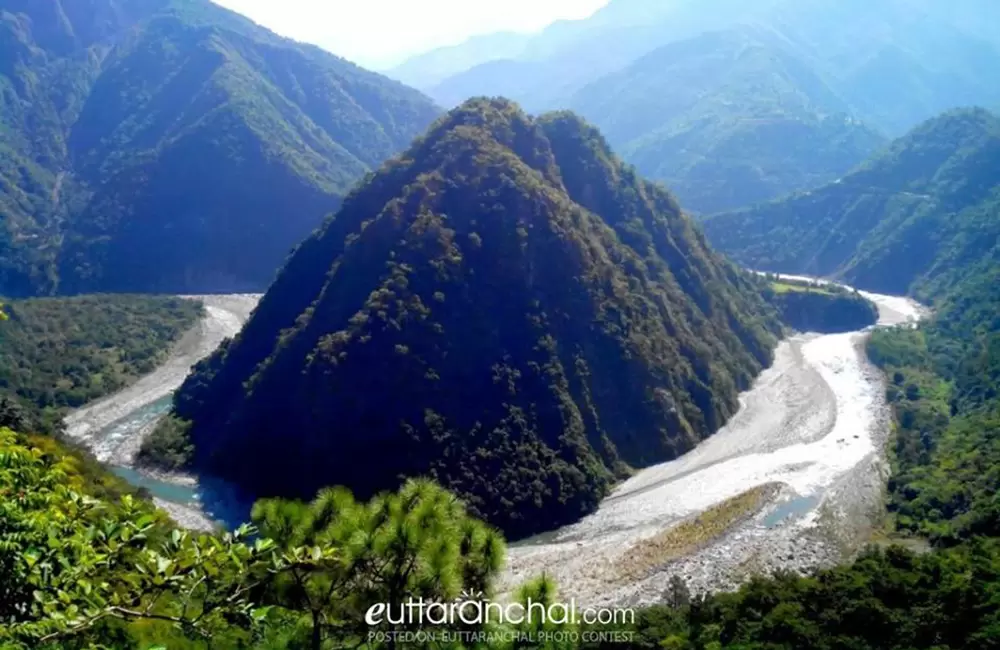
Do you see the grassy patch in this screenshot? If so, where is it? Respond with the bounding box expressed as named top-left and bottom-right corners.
top-left (771, 281), bottom-right (835, 296)
top-left (615, 483), bottom-right (779, 583)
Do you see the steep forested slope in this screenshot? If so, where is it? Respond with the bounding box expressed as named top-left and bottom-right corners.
top-left (0, 0), bottom-right (440, 296)
top-left (160, 98), bottom-right (781, 539)
top-left (567, 27), bottom-right (885, 213)
top-left (703, 109), bottom-right (1000, 296)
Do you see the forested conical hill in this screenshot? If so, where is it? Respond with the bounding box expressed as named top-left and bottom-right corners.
top-left (702, 108), bottom-right (1000, 296)
top-left (0, 0), bottom-right (440, 296)
top-left (169, 98), bottom-right (781, 539)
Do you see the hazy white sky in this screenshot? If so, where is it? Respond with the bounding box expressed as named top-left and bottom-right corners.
top-left (211, 0), bottom-right (611, 69)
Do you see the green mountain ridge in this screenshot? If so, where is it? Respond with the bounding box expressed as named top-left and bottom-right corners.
top-left (567, 26), bottom-right (886, 214)
top-left (703, 108), bottom-right (1000, 297)
top-left (158, 98), bottom-right (781, 539)
top-left (0, 0), bottom-right (441, 296)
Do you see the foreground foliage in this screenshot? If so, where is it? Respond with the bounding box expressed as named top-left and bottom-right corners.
top-left (0, 428), bottom-right (506, 649)
top-left (8, 414), bottom-right (1000, 650)
top-left (251, 481), bottom-right (505, 648)
top-left (0, 428), bottom-right (277, 647)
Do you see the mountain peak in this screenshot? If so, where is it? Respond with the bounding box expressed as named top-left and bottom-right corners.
top-left (164, 98), bottom-right (780, 539)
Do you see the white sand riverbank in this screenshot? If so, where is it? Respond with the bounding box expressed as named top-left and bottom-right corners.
top-left (502, 290), bottom-right (924, 606)
top-left (60, 283), bottom-right (925, 603)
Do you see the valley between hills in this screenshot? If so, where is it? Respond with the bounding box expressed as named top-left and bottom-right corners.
top-left (4, 0), bottom-right (1000, 647)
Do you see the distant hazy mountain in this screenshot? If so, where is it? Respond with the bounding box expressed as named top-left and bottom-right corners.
top-left (386, 0), bottom-right (688, 94)
top-left (703, 108), bottom-right (1000, 296)
top-left (757, 0), bottom-right (1000, 136)
top-left (397, 0), bottom-right (1000, 213)
top-left (0, 0), bottom-right (440, 296)
top-left (411, 0), bottom-right (1000, 128)
top-left (385, 31), bottom-right (532, 90)
top-left (418, 0), bottom-right (775, 110)
top-left (161, 98), bottom-right (781, 538)
top-left (567, 27), bottom-right (886, 214)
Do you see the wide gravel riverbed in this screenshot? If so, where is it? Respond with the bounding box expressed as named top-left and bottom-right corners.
top-left (503, 287), bottom-right (924, 606)
top-left (63, 284), bottom-right (923, 603)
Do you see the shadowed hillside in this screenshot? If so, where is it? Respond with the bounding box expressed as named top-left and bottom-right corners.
top-left (151, 98), bottom-right (782, 539)
top-left (0, 0), bottom-right (441, 296)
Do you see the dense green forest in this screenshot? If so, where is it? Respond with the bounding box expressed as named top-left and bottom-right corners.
top-left (147, 98), bottom-right (782, 540)
top-left (0, 293), bottom-right (203, 505)
top-left (704, 108), bottom-right (1000, 295)
top-left (5, 256), bottom-right (999, 649)
top-left (0, 0), bottom-right (440, 297)
top-left (5, 265), bottom-right (1000, 650)
top-left (3, 0), bottom-right (1000, 646)
top-left (0, 294), bottom-right (202, 434)
top-left (763, 278), bottom-right (878, 333)
top-left (867, 262), bottom-right (1000, 544)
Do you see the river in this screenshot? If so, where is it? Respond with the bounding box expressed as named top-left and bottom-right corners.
top-left (62, 282), bottom-right (923, 603)
top-left (63, 294), bottom-right (261, 530)
top-left (503, 282), bottom-right (924, 605)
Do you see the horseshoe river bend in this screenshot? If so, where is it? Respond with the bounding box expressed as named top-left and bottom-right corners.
top-left (61, 280), bottom-right (925, 606)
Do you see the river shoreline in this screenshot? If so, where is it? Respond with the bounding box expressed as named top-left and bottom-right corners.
top-left (501, 289), bottom-right (924, 606)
